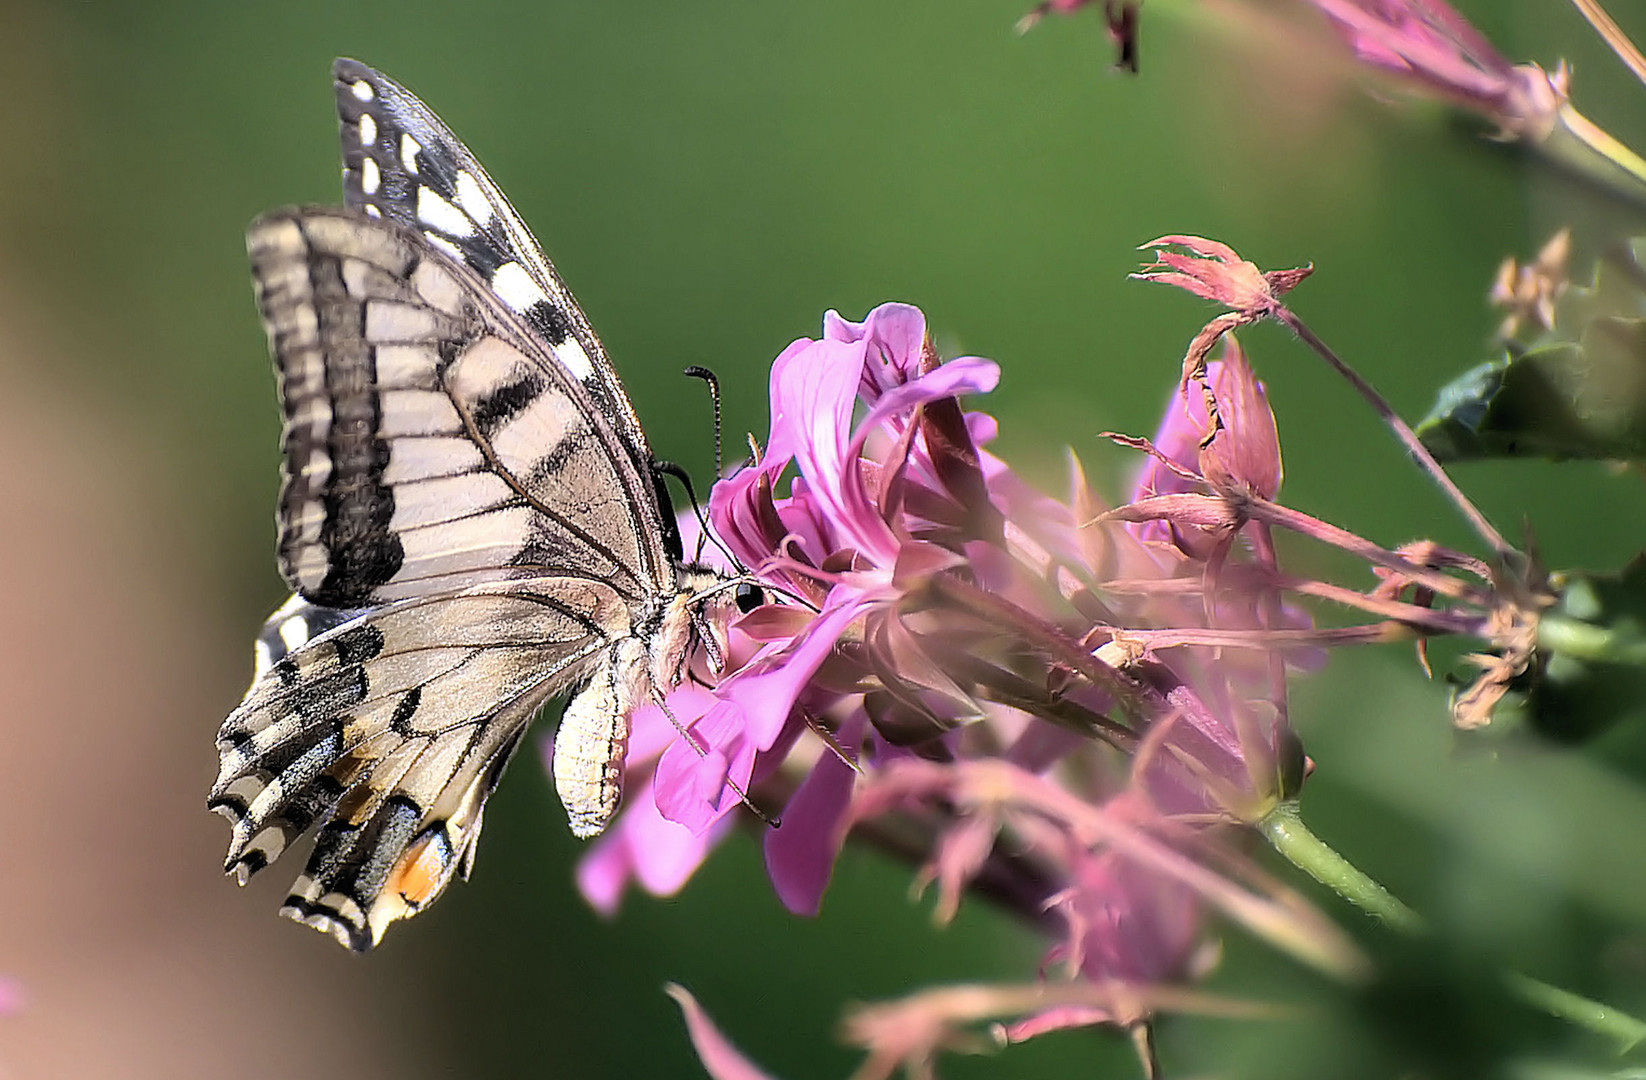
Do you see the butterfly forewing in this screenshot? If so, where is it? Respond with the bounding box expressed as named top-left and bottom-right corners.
top-left (330, 59), bottom-right (657, 488)
top-left (249, 207), bottom-right (666, 607)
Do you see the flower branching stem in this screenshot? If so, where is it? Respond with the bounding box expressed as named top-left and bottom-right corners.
top-left (1261, 804), bottom-right (1646, 1050)
top-left (1271, 307), bottom-right (1513, 558)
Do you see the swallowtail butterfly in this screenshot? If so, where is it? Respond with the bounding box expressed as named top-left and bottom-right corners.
top-left (210, 59), bottom-right (754, 951)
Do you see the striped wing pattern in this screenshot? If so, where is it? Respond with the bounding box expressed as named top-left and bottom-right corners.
top-left (251, 207), bottom-right (662, 608)
top-left (330, 58), bottom-right (655, 488)
top-left (215, 60), bottom-right (730, 951)
top-left (210, 584), bottom-right (626, 950)
top-left (220, 206), bottom-right (668, 949)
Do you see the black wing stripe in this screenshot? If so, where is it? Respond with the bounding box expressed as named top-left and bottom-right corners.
top-left (249, 209), bottom-right (666, 604)
top-left (330, 57), bottom-right (666, 542)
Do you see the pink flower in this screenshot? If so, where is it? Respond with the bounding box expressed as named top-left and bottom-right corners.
top-left (1303, 0), bottom-right (1567, 138)
top-left (589, 299), bottom-right (1381, 1076)
top-left (1129, 336), bottom-right (1282, 551)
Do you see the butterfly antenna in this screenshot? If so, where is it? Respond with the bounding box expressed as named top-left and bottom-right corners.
top-left (683, 366), bottom-right (724, 478)
top-left (652, 691), bottom-right (781, 830)
top-left (655, 460), bottom-right (745, 570)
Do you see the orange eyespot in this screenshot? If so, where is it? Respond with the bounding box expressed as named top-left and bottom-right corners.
top-left (387, 830), bottom-right (450, 909)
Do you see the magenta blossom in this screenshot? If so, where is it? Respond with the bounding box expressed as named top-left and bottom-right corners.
top-left (1303, 0), bottom-right (1567, 138)
top-left (583, 297), bottom-right (1420, 1076)
top-left (705, 304), bottom-right (1327, 983)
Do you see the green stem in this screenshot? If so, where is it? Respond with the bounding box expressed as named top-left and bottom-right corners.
top-left (1262, 805), bottom-right (1646, 1050)
top-left (1275, 309), bottom-right (1513, 560)
top-left (1504, 971), bottom-right (1646, 1055)
top-left (1257, 801), bottom-right (1425, 936)
top-left (1537, 103), bottom-right (1646, 211)
top-left (1539, 613), bottom-right (1646, 666)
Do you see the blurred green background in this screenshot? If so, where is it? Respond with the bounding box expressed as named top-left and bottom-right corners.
top-left (4, 1), bottom-right (1646, 1076)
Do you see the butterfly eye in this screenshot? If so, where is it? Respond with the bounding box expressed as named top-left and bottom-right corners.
top-left (734, 583), bottom-right (766, 614)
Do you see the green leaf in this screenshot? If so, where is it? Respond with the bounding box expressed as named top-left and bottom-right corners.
top-left (1418, 240), bottom-right (1646, 463)
top-left (1416, 320), bottom-right (1646, 462)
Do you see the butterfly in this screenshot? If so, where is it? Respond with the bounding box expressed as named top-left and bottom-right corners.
top-left (209, 59), bottom-right (760, 951)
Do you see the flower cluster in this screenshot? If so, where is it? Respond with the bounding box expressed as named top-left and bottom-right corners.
top-left (569, 297), bottom-right (1424, 1072)
top-left (549, 0), bottom-right (1646, 1074)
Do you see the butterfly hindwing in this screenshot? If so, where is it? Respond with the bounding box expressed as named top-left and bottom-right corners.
top-left (249, 206), bottom-right (670, 608)
top-left (210, 579), bottom-right (635, 949)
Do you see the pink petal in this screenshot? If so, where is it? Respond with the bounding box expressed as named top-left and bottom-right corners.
top-left (654, 601), bottom-right (867, 833)
top-left (666, 985), bottom-right (786, 1080)
top-left (575, 774), bottom-right (723, 915)
top-left (764, 716), bottom-right (864, 915)
top-left (825, 302), bottom-right (929, 396)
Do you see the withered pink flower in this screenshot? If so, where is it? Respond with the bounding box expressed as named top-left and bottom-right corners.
top-left (1132, 236), bottom-right (1313, 383)
top-left (1303, 0), bottom-right (1568, 139)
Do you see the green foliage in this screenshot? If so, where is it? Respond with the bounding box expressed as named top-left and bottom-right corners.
top-left (1420, 241), bottom-right (1646, 462)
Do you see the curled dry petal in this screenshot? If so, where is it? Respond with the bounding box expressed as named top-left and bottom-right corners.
top-left (1132, 237), bottom-right (1313, 381)
top-left (1132, 236), bottom-right (1312, 318)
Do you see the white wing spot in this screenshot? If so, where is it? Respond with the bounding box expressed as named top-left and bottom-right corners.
top-left (350, 79), bottom-right (374, 102)
top-left (279, 613), bottom-right (310, 653)
top-left (454, 171), bottom-right (495, 227)
top-left (491, 261), bottom-right (550, 314)
top-left (365, 204), bottom-right (383, 219)
top-left (361, 156), bottom-right (380, 196)
top-left (555, 338), bottom-right (597, 381)
top-left (417, 186), bottom-right (475, 237)
top-left (423, 232), bottom-right (462, 260)
top-left (358, 113), bottom-right (377, 145)
top-left (401, 134), bottom-right (422, 175)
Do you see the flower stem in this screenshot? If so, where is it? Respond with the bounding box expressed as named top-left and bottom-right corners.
top-left (1257, 801), bottom-right (1425, 936)
top-left (1568, 0), bottom-right (1646, 95)
top-left (1504, 971), bottom-right (1646, 1054)
top-left (1260, 805), bottom-right (1646, 1048)
top-left (1538, 104), bottom-right (1646, 211)
top-left (1272, 309), bottom-right (1513, 559)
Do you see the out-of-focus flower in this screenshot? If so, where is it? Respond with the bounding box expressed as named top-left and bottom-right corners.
top-left (667, 984), bottom-right (783, 1080)
top-left (1292, 0), bottom-right (1646, 209)
top-left (1490, 228), bottom-right (1571, 341)
top-left (1302, 0), bottom-right (1568, 140)
top-left (1016, 0), bottom-right (1141, 73)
